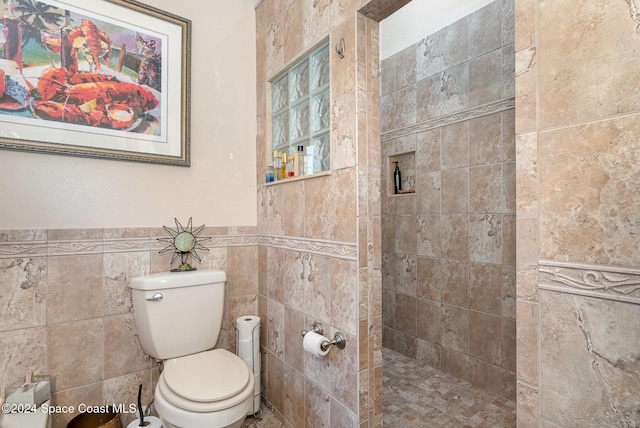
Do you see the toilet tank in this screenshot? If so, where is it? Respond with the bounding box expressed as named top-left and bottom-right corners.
top-left (130, 270), bottom-right (227, 360)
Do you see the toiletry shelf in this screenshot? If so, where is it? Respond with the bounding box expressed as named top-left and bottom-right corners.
top-left (387, 151), bottom-right (415, 196)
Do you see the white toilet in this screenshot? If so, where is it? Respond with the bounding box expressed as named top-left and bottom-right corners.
top-left (130, 270), bottom-right (254, 428)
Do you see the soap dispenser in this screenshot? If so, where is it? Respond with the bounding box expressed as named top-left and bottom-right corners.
top-left (393, 161), bottom-right (402, 194)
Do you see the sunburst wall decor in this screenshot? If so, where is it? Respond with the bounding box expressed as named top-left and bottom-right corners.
top-left (158, 217), bottom-right (210, 271)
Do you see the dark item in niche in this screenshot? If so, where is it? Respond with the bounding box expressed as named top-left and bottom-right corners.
top-left (393, 161), bottom-right (402, 194)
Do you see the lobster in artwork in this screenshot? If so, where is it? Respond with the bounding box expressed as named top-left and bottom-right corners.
top-left (33, 66), bottom-right (158, 129)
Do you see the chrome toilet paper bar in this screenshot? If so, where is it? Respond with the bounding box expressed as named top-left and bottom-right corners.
top-left (301, 322), bottom-right (346, 351)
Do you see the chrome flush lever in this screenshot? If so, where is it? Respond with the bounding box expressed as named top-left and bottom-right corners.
top-left (146, 293), bottom-right (163, 301)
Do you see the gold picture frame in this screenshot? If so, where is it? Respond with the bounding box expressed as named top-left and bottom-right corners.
top-left (0, 0), bottom-right (191, 166)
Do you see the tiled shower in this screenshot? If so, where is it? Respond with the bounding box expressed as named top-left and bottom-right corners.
top-left (380, 0), bottom-right (516, 401)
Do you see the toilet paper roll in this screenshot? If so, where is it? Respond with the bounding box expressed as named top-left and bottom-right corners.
top-left (127, 416), bottom-right (162, 428)
top-left (236, 315), bottom-right (261, 374)
top-left (303, 331), bottom-right (330, 357)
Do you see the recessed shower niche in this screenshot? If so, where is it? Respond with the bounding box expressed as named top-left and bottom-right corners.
top-left (387, 151), bottom-right (415, 196)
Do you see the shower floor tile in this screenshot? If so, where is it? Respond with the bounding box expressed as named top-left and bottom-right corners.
top-left (383, 347), bottom-right (516, 427)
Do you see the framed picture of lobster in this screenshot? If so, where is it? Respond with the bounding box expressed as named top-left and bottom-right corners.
top-left (0, 0), bottom-right (191, 166)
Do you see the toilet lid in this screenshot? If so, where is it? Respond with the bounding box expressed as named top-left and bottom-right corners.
top-left (163, 349), bottom-right (250, 402)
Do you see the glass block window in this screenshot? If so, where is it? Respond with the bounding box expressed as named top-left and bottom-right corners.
top-left (271, 42), bottom-right (330, 175)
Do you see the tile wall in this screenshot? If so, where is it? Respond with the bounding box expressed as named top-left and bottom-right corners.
top-left (515, 0), bottom-right (640, 425)
top-left (379, 0), bottom-right (516, 400)
top-left (0, 227), bottom-right (259, 428)
top-left (254, 0), bottom-right (410, 426)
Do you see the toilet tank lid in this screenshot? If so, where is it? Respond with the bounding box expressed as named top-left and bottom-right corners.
top-left (130, 269), bottom-right (227, 291)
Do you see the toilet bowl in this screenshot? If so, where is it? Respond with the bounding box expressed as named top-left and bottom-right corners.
top-left (0, 400), bottom-right (52, 428)
top-left (153, 349), bottom-right (254, 428)
top-left (129, 270), bottom-right (257, 428)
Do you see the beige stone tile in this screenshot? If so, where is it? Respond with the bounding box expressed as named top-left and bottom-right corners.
top-left (228, 246), bottom-right (259, 297)
top-left (415, 338), bottom-right (441, 368)
top-left (415, 129), bottom-right (441, 174)
top-left (516, 217), bottom-right (538, 301)
top-left (441, 214), bottom-right (469, 261)
top-left (284, 307), bottom-right (304, 372)
top-left (515, 0), bottom-right (536, 51)
top-left (281, 182), bottom-right (305, 238)
top-left (283, 0), bottom-right (303, 64)
top-left (469, 357), bottom-right (502, 395)
top-left (469, 164), bottom-right (501, 214)
top-left (516, 132), bottom-right (537, 216)
top-left (514, 47), bottom-right (536, 134)
top-left (267, 299), bottom-right (285, 358)
top-left (394, 215), bottom-right (416, 254)
top-left (265, 14), bottom-right (284, 79)
top-left (266, 247), bottom-right (285, 303)
top-left (468, 214), bottom-right (502, 264)
top-left (416, 18), bottom-right (468, 81)
top-left (515, 300), bottom-right (538, 385)
top-left (103, 313), bottom-right (151, 379)
top-left (48, 254), bottom-right (102, 324)
top-left (539, 0), bottom-right (640, 128)
top-left (441, 259), bottom-right (469, 308)
top-left (540, 291), bottom-right (640, 426)
top-left (440, 347), bottom-right (469, 381)
top-left (417, 215), bottom-right (441, 258)
top-left (416, 172), bottom-right (441, 215)
top-left (502, 214), bottom-right (516, 267)
top-left (502, 317), bottom-right (516, 372)
top-left (502, 267), bottom-right (516, 319)
top-left (330, 258), bottom-right (358, 336)
top-left (0, 327), bottom-right (47, 393)
top-left (416, 64), bottom-right (469, 123)
top-left (416, 257), bottom-right (442, 300)
top-left (517, 382), bottom-right (539, 427)
top-left (393, 254), bottom-right (416, 296)
top-left (441, 169), bottom-right (469, 214)
top-left (469, 49), bottom-right (504, 107)
top-left (502, 109), bottom-right (516, 162)
top-left (539, 115), bottom-right (640, 266)
top-left (469, 310), bottom-right (503, 366)
top-left (283, 364), bottom-right (304, 427)
top-left (48, 228), bottom-right (102, 241)
top-left (0, 229), bottom-right (46, 241)
top-left (103, 252), bottom-right (149, 316)
top-left (440, 304), bottom-right (469, 354)
top-left (329, 331), bottom-right (359, 413)
top-left (332, 95), bottom-right (358, 170)
top-left (394, 293), bottom-right (416, 336)
top-left (103, 228), bottom-right (150, 239)
top-left (48, 318), bottom-right (102, 391)
top-left (331, 167), bottom-right (357, 243)
top-left (468, 0), bottom-right (502, 58)
top-left (331, 397), bottom-right (358, 427)
top-left (267, 351), bottom-right (285, 414)
top-left (304, 175), bottom-right (331, 240)
top-left (416, 297), bottom-right (440, 344)
top-left (469, 112), bottom-right (502, 166)
top-left (0, 258), bottom-right (46, 331)
top-left (469, 262), bottom-right (502, 315)
top-left (304, 378), bottom-right (331, 427)
top-left (440, 121), bottom-right (469, 170)
top-left (302, 253), bottom-right (331, 323)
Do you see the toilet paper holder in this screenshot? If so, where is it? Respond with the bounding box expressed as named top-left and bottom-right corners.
top-left (301, 322), bottom-right (346, 351)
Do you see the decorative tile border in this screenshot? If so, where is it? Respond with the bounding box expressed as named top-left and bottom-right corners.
top-left (381, 98), bottom-right (515, 142)
top-left (258, 234), bottom-right (357, 260)
top-left (0, 232), bottom-right (357, 261)
top-left (539, 260), bottom-right (640, 305)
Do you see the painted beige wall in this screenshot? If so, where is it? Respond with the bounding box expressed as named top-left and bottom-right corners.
top-left (0, 0), bottom-right (257, 230)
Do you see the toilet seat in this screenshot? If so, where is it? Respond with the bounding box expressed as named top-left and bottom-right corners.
top-left (159, 349), bottom-right (254, 413)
